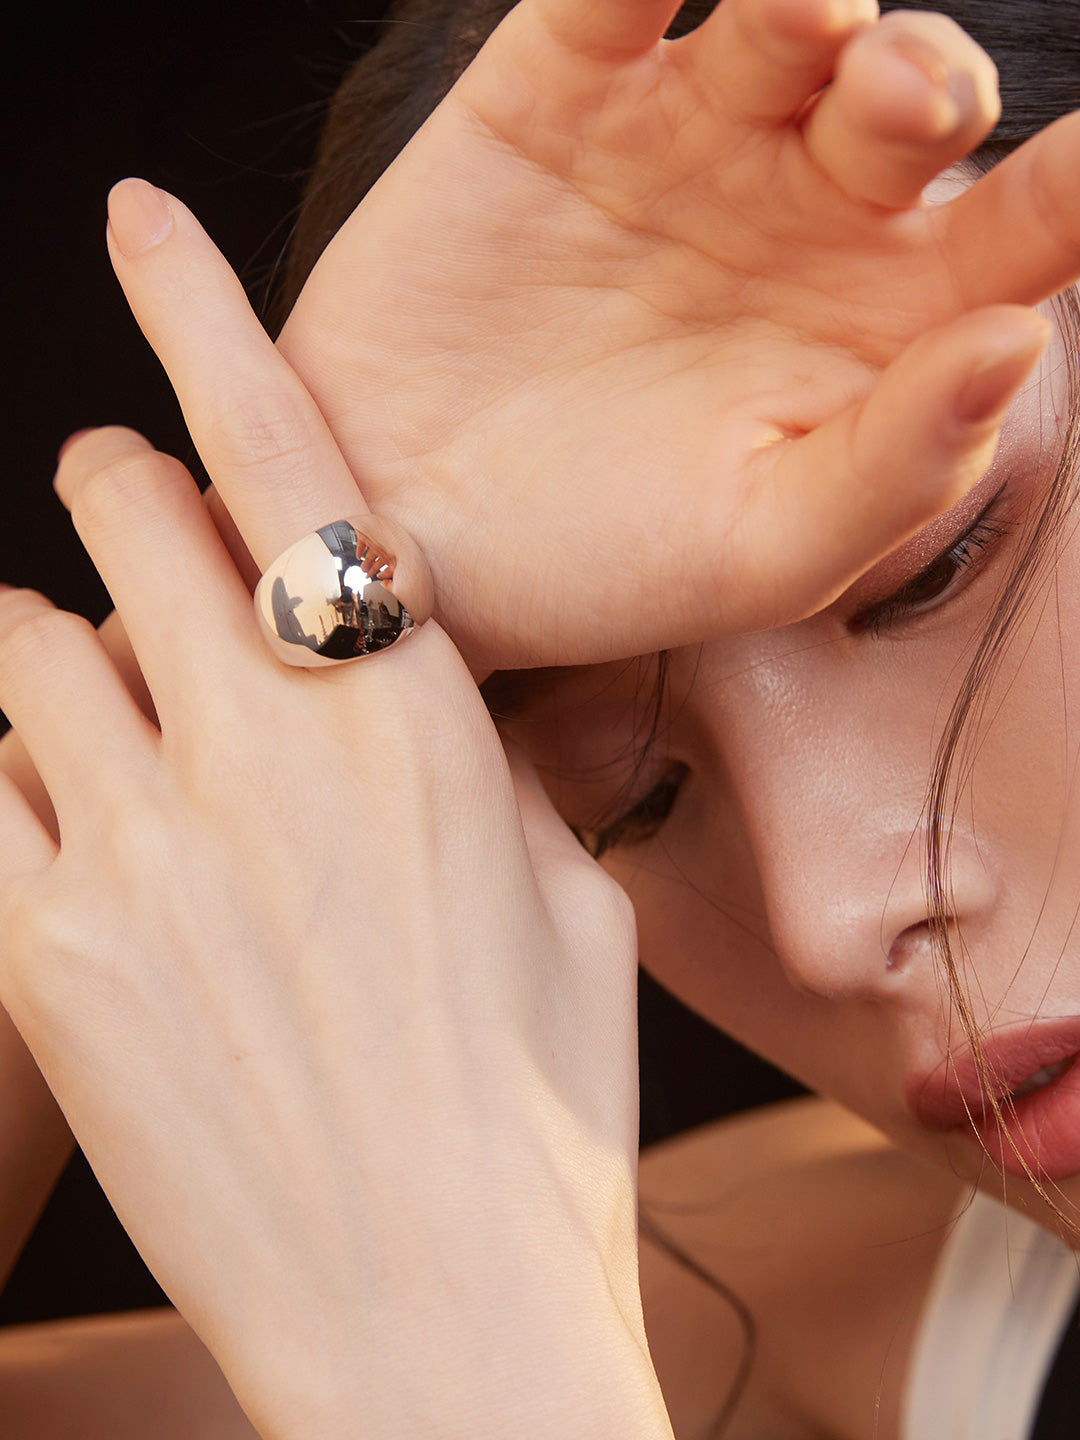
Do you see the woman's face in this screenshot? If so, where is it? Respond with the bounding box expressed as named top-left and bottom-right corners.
top-left (499, 317), bottom-right (1080, 1233)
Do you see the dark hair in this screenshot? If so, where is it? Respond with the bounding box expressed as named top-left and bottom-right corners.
top-left (278, 2), bottom-right (1080, 1431)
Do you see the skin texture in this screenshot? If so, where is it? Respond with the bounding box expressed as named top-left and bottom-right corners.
top-left (636, 1100), bottom-right (965, 1440)
top-left (2, 1), bottom-right (1080, 1436)
top-left (279, 0), bottom-right (1078, 669)
top-left (0, 1098), bottom-right (965, 1440)
top-left (0, 202), bottom-right (661, 1440)
top-left (499, 315), bottom-right (1080, 1235)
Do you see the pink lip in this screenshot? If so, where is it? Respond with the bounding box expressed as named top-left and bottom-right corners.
top-left (907, 1016), bottom-right (1080, 1180)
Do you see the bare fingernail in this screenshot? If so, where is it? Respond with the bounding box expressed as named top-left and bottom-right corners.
top-left (884, 33), bottom-right (962, 135)
top-left (107, 178), bottom-right (174, 258)
top-left (885, 32), bottom-right (949, 88)
top-left (954, 317), bottom-right (1052, 426)
top-left (825, 0), bottom-right (877, 32)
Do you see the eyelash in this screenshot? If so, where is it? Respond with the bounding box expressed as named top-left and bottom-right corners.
top-left (580, 501), bottom-right (1014, 856)
top-left (848, 510), bottom-right (1010, 638)
top-left (576, 762), bottom-right (688, 859)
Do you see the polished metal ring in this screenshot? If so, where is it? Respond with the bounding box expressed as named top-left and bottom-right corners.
top-left (254, 515), bottom-right (434, 667)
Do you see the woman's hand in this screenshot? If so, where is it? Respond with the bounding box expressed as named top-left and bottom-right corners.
top-left (0, 187), bottom-right (667, 1440)
top-left (279, 0), bottom-right (1080, 669)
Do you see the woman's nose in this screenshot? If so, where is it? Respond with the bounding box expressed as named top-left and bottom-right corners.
top-left (707, 650), bottom-right (999, 1003)
top-left (749, 811), bottom-right (997, 1001)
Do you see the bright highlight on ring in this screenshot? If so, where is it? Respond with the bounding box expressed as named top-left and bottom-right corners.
top-left (254, 515), bottom-right (434, 667)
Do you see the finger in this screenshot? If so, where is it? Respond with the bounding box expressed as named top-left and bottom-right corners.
top-left (740, 305), bottom-right (1051, 624)
top-left (0, 771), bottom-right (57, 886)
top-left (0, 726), bottom-right (59, 845)
top-left (53, 428), bottom-right (258, 717)
top-left (203, 486), bottom-right (260, 594)
top-left (105, 180), bottom-right (365, 572)
top-left (683, 0), bottom-right (879, 127)
top-left (934, 112), bottom-right (1080, 309)
top-left (55, 428), bottom-right (258, 607)
top-left (0, 590), bottom-right (159, 830)
top-left (528, 0), bottom-right (683, 60)
top-left (801, 9), bottom-right (999, 209)
top-left (0, 473), bottom-right (264, 846)
top-left (0, 608), bottom-right (152, 847)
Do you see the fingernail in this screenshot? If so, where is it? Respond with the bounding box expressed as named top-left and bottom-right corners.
top-left (884, 33), bottom-right (961, 136)
top-left (107, 178), bottom-right (174, 258)
top-left (57, 428), bottom-right (95, 463)
top-left (825, 0), bottom-right (877, 32)
top-left (954, 318), bottom-right (1052, 426)
top-left (885, 32), bottom-right (949, 88)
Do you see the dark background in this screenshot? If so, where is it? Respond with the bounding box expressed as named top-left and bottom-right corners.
top-left (0, 1), bottom-right (802, 1328)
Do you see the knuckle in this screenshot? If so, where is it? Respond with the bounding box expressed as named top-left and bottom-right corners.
top-left (73, 450), bottom-right (185, 531)
top-left (592, 865), bottom-right (637, 939)
top-left (206, 388), bottom-right (314, 471)
top-left (3, 877), bottom-right (111, 1005)
top-left (79, 424), bottom-right (153, 455)
top-left (57, 426), bottom-right (153, 479)
top-left (0, 602), bottom-right (94, 677)
top-left (549, 851), bottom-right (637, 948)
top-left (7, 883), bottom-right (72, 968)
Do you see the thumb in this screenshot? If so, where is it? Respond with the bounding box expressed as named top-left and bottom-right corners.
top-left (743, 304), bottom-right (1051, 626)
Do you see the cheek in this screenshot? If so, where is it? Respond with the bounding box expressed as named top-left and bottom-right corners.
top-left (613, 825), bottom-right (909, 1128)
top-left (961, 544), bottom-right (1080, 984)
top-left (604, 785), bottom-right (812, 1072)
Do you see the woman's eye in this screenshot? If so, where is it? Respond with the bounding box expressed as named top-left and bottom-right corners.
top-left (576, 762), bottom-right (688, 859)
top-left (849, 510), bottom-right (1009, 638)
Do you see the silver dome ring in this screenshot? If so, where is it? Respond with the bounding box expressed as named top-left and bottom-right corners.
top-left (254, 516), bottom-right (434, 667)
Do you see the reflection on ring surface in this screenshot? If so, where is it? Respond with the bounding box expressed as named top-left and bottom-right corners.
top-left (260, 520), bottom-right (414, 663)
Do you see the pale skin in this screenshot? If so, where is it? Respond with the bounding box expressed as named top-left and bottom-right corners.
top-left (3, 0), bottom-right (1080, 1436)
top-left (499, 303), bottom-right (1080, 1219)
top-left (0, 1100), bottom-right (966, 1440)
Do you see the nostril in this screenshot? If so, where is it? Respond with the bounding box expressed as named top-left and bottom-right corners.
top-left (887, 920), bottom-right (933, 972)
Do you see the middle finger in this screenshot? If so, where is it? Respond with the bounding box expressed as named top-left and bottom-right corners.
top-left (54, 427), bottom-right (258, 721)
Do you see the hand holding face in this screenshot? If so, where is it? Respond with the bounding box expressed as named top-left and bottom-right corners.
top-left (0, 187), bottom-right (662, 1440)
top-left (280, 0), bottom-right (1080, 669)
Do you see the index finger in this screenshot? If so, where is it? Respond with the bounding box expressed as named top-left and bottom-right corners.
top-left (934, 111), bottom-right (1080, 310)
top-left (105, 178), bottom-right (367, 572)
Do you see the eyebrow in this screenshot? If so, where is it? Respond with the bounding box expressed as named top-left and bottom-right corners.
top-left (847, 481), bottom-right (1009, 634)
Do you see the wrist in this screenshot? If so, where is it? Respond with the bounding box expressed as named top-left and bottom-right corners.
top-left (230, 1218), bottom-right (667, 1440)
top-left (252, 1302), bottom-right (673, 1440)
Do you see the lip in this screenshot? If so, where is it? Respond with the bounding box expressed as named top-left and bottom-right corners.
top-left (907, 1016), bottom-right (1080, 1180)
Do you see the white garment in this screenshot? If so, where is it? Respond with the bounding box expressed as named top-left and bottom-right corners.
top-left (902, 1189), bottom-right (1080, 1440)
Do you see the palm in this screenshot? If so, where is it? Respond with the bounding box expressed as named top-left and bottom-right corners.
top-left (280, 0), bottom-right (1080, 668)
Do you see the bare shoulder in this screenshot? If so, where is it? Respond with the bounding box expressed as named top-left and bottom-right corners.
top-left (638, 1098), bottom-right (965, 1440)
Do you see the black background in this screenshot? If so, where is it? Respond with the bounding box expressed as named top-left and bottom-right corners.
top-left (0, 1), bottom-right (802, 1328)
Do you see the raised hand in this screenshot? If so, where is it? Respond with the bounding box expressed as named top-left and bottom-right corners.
top-left (281, 0), bottom-right (1078, 668)
top-left (0, 185), bottom-right (663, 1439)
